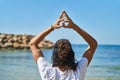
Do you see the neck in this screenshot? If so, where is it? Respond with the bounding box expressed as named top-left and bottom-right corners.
top-left (58, 66), bottom-right (67, 71)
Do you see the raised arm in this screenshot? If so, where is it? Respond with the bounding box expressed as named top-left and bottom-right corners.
top-left (63, 12), bottom-right (97, 66)
top-left (29, 17), bottom-right (64, 63)
top-left (72, 24), bottom-right (97, 66)
top-left (29, 26), bottom-right (53, 63)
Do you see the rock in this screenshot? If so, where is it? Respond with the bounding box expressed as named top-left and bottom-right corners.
top-left (0, 43), bottom-right (4, 48)
top-left (6, 34), bottom-right (14, 39)
top-left (12, 37), bottom-right (18, 42)
top-left (4, 42), bottom-right (13, 48)
top-left (48, 43), bottom-right (54, 48)
top-left (0, 33), bottom-right (54, 49)
top-left (22, 35), bottom-right (27, 39)
top-left (8, 38), bottom-right (14, 43)
top-left (20, 43), bottom-right (29, 49)
top-left (13, 42), bottom-right (20, 48)
top-left (38, 44), bottom-right (43, 48)
top-left (0, 34), bottom-right (6, 38)
top-left (0, 38), bottom-right (3, 42)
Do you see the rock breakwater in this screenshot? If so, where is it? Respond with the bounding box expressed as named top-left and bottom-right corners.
top-left (0, 33), bottom-right (54, 49)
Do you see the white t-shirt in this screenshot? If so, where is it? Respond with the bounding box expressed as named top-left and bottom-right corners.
top-left (37, 57), bottom-right (88, 80)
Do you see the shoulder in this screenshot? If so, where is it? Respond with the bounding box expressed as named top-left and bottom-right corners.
top-left (37, 57), bottom-right (57, 79)
top-left (37, 57), bottom-right (45, 63)
top-left (78, 57), bottom-right (88, 65)
top-left (37, 57), bottom-right (51, 67)
top-left (77, 57), bottom-right (88, 69)
top-left (74, 57), bottom-right (88, 79)
top-left (37, 57), bottom-right (45, 65)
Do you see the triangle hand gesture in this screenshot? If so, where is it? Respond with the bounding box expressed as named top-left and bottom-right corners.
top-left (52, 11), bottom-right (76, 29)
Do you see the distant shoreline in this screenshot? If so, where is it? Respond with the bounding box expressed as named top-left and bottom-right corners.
top-left (0, 33), bottom-right (54, 49)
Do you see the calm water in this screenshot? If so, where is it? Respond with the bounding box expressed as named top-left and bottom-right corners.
top-left (0, 45), bottom-right (120, 80)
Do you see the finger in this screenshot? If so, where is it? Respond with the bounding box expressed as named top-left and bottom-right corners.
top-left (63, 11), bottom-right (71, 20)
top-left (63, 20), bottom-right (70, 27)
top-left (63, 20), bottom-right (70, 23)
top-left (58, 19), bottom-right (64, 22)
top-left (57, 25), bottom-right (63, 28)
top-left (56, 19), bottom-right (64, 25)
top-left (58, 11), bottom-right (64, 19)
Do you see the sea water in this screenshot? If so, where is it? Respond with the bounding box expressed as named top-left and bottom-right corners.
top-left (0, 45), bottom-right (120, 80)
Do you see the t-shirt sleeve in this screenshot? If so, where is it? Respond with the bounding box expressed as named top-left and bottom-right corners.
top-left (37, 57), bottom-right (55, 80)
top-left (37, 57), bottom-right (48, 69)
top-left (76, 57), bottom-right (88, 80)
top-left (37, 57), bottom-right (48, 78)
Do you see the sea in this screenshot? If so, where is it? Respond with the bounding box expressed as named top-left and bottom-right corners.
top-left (0, 45), bottom-right (120, 80)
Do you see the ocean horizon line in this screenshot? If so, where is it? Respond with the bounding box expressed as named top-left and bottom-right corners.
top-left (71, 44), bottom-right (120, 46)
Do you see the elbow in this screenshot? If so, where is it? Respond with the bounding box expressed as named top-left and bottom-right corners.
top-left (29, 40), bottom-right (36, 47)
top-left (29, 41), bottom-right (33, 46)
top-left (93, 39), bottom-right (98, 49)
top-left (89, 39), bottom-right (98, 49)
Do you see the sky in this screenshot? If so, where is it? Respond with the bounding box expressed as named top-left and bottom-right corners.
top-left (0, 0), bottom-right (120, 44)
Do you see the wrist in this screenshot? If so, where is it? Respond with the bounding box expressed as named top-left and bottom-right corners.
top-left (72, 24), bottom-right (78, 30)
top-left (51, 25), bottom-right (54, 31)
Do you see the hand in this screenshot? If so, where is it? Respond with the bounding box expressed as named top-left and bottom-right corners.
top-left (52, 19), bottom-right (64, 29)
top-left (63, 19), bottom-right (76, 29)
top-left (52, 10), bottom-right (76, 29)
top-left (61, 11), bottom-right (76, 29)
top-left (52, 11), bottom-right (65, 29)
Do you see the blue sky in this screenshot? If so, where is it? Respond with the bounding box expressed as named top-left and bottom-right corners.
top-left (0, 0), bottom-right (120, 44)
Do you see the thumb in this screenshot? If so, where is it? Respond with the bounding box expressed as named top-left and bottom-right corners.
top-left (63, 20), bottom-right (70, 27)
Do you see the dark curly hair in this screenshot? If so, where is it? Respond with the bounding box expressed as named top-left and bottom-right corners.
top-left (52, 39), bottom-right (78, 71)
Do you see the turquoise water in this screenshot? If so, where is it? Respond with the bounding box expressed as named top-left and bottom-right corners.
top-left (0, 45), bottom-right (120, 80)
